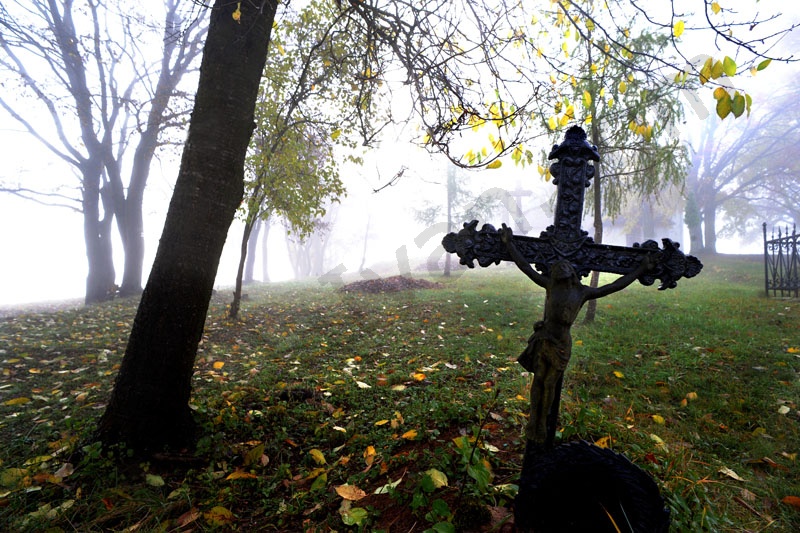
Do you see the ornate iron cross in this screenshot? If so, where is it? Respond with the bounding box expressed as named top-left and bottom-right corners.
top-left (442, 126), bottom-right (702, 289)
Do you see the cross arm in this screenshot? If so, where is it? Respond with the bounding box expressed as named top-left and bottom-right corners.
top-left (442, 221), bottom-right (703, 290)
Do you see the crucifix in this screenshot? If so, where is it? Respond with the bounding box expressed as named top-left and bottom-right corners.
top-left (442, 125), bottom-right (701, 462)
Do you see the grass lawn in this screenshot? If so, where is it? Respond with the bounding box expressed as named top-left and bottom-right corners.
top-left (0, 254), bottom-right (798, 531)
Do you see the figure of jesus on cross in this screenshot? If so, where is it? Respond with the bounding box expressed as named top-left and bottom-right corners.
top-left (499, 224), bottom-right (655, 448)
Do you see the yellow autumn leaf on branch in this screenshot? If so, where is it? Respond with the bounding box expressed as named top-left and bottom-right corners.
top-left (486, 160), bottom-right (502, 169)
top-left (673, 20), bottom-right (685, 38)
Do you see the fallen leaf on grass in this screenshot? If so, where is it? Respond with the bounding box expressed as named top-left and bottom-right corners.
top-left (177, 507), bottom-right (200, 527)
top-left (594, 436), bottom-right (612, 448)
top-left (425, 468), bottom-right (448, 488)
top-left (401, 429), bottom-right (418, 440)
top-left (651, 414), bottom-right (665, 425)
top-left (718, 466), bottom-right (745, 481)
top-left (204, 505), bottom-right (234, 527)
top-left (339, 500), bottom-right (369, 526)
top-left (613, 371), bottom-right (624, 379)
top-left (3, 397), bottom-right (30, 406)
top-left (309, 448), bottom-right (326, 465)
top-left (374, 476), bottom-right (403, 494)
top-left (335, 484), bottom-right (366, 501)
top-left (145, 474), bottom-right (165, 487)
top-left (740, 488), bottom-right (757, 502)
top-left (781, 495), bottom-right (800, 509)
top-left (363, 446), bottom-right (376, 467)
top-left (649, 434), bottom-right (668, 452)
top-left (226, 470), bottom-right (257, 480)
top-left (54, 463), bottom-right (73, 479)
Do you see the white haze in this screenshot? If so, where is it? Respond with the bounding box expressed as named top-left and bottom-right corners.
top-left (3, 1), bottom-right (795, 307)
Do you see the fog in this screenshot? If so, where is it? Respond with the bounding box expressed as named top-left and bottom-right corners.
top-left (2, 2), bottom-right (793, 307)
top-left (0, 118), bottom-right (765, 308)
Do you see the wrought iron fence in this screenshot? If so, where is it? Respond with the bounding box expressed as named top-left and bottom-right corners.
top-left (763, 222), bottom-right (800, 297)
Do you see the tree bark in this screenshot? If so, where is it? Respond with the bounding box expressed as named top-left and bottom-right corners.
top-left (95, 0), bottom-right (276, 453)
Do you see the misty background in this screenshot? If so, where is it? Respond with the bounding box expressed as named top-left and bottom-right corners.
top-left (0, 2), bottom-right (796, 307)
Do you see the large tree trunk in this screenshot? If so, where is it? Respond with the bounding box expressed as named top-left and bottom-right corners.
top-left (95, 0), bottom-right (276, 453)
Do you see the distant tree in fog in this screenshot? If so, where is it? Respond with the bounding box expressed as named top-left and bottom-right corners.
top-left (684, 89), bottom-right (800, 253)
top-left (0, 0), bottom-right (206, 303)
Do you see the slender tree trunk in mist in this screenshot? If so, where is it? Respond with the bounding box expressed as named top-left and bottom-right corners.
top-left (703, 199), bottom-right (718, 254)
top-left (584, 126), bottom-right (603, 324)
top-left (230, 219), bottom-right (258, 320)
top-left (95, 0), bottom-right (276, 453)
top-left (261, 220), bottom-right (271, 282)
top-left (444, 166), bottom-right (455, 277)
top-left (244, 220), bottom-right (262, 284)
top-left (359, 216), bottom-right (370, 272)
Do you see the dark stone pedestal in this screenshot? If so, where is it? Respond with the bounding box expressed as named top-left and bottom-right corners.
top-left (514, 441), bottom-right (670, 533)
